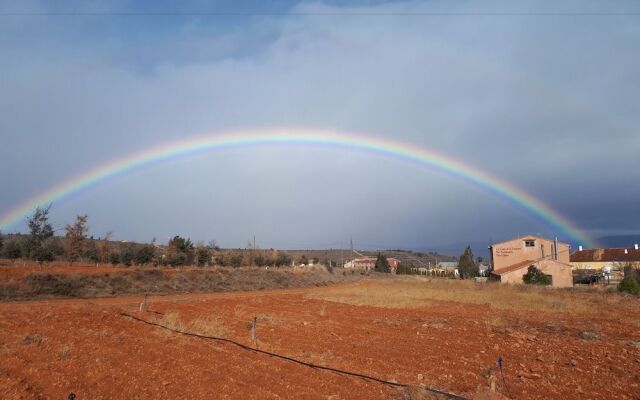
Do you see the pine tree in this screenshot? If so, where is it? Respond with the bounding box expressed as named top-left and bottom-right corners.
top-left (375, 253), bottom-right (390, 273)
top-left (457, 246), bottom-right (478, 279)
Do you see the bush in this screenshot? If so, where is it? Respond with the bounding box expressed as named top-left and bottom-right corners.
top-left (84, 240), bottom-right (100, 263)
top-left (110, 252), bottom-right (121, 265)
top-left (523, 265), bottom-right (552, 285)
top-left (275, 253), bottom-right (291, 267)
top-left (134, 245), bottom-right (155, 265)
top-left (2, 237), bottom-right (23, 260)
top-left (25, 274), bottom-right (86, 297)
top-left (195, 247), bottom-right (210, 267)
top-left (623, 265), bottom-right (640, 281)
top-left (120, 246), bottom-right (135, 267)
top-left (618, 276), bottom-right (640, 296)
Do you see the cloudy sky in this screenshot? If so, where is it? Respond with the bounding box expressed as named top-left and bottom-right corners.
top-left (1, 0), bottom-right (639, 251)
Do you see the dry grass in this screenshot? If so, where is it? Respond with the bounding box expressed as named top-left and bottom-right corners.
top-left (57, 345), bottom-right (71, 359)
top-left (161, 312), bottom-right (228, 337)
top-left (306, 277), bottom-right (615, 314)
top-left (21, 334), bottom-right (47, 345)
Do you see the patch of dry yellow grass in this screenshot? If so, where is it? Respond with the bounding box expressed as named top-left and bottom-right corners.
top-left (161, 312), bottom-right (228, 337)
top-left (306, 277), bottom-right (611, 314)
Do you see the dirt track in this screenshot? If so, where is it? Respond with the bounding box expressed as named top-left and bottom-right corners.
top-left (1, 280), bottom-right (639, 399)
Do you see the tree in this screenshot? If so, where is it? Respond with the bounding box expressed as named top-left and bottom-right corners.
top-left (65, 215), bottom-right (88, 263)
top-left (26, 205), bottom-right (54, 261)
top-left (0, 231), bottom-right (3, 254)
top-left (457, 246), bottom-right (478, 279)
top-left (98, 231), bottom-right (113, 264)
top-left (120, 245), bottom-right (135, 267)
top-left (375, 253), bottom-right (390, 273)
top-left (522, 265), bottom-right (552, 285)
top-left (167, 235), bottom-right (194, 266)
top-left (84, 240), bottom-right (99, 263)
top-left (169, 235), bottom-right (194, 253)
top-left (134, 244), bottom-right (155, 265)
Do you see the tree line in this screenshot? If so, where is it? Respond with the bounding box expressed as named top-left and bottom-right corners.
top-left (0, 206), bottom-right (295, 268)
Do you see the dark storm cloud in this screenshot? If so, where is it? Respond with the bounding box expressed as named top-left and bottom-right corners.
top-left (1, 0), bottom-right (639, 249)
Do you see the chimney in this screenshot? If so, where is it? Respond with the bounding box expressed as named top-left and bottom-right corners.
top-left (578, 245), bottom-right (583, 251)
top-left (635, 244), bottom-right (639, 250)
top-left (624, 249), bottom-right (628, 254)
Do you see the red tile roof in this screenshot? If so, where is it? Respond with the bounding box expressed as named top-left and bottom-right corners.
top-left (570, 248), bottom-right (640, 263)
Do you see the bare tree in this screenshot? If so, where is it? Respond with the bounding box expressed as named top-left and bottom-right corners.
top-left (65, 215), bottom-right (88, 264)
top-left (98, 231), bottom-right (113, 265)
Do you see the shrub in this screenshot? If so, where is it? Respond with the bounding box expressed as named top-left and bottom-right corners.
top-left (623, 265), bottom-right (640, 281)
top-left (134, 245), bottom-right (155, 265)
top-left (230, 253), bottom-right (243, 268)
top-left (618, 276), bottom-right (640, 296)
top-left (110, 252), bottom-right (121, 265)
top-left (120, 245), bottom-right (135, 266)
top-left (275, 252), bottom-right (291, 267)
top-left (195, 247), bottom-right (210, 267)
top-left (84, 240), bottom-right (100, 263)
top-left (523, 265), bottom-right (552, 285)
top-left (2, 237), bottom-right (23, 260)
top-left (25, 274), bottom-right (85, 297)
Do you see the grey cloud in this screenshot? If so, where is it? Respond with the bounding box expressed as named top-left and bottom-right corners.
top-left (1, 0), bottom-right (639, 248)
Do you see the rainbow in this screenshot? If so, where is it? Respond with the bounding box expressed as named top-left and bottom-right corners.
top-left (0, 128), bottom-right (595, 247)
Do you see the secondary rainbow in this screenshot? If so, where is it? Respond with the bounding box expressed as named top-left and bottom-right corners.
top-left (0, 128), bottom-right (596, 247)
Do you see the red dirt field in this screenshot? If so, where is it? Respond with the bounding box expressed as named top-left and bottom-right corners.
top-left (1, 279), bottom-right (639, 400)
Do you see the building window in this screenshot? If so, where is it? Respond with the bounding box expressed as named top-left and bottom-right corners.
top-left (524, 240), bottom-right (535, 247)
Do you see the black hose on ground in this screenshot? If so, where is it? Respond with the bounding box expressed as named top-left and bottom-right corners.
top-left (120, 312), bottom-right (470, 400)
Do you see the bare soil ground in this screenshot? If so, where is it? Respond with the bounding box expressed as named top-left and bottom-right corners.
top-left (1, 277), bottom-right (639, 399)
